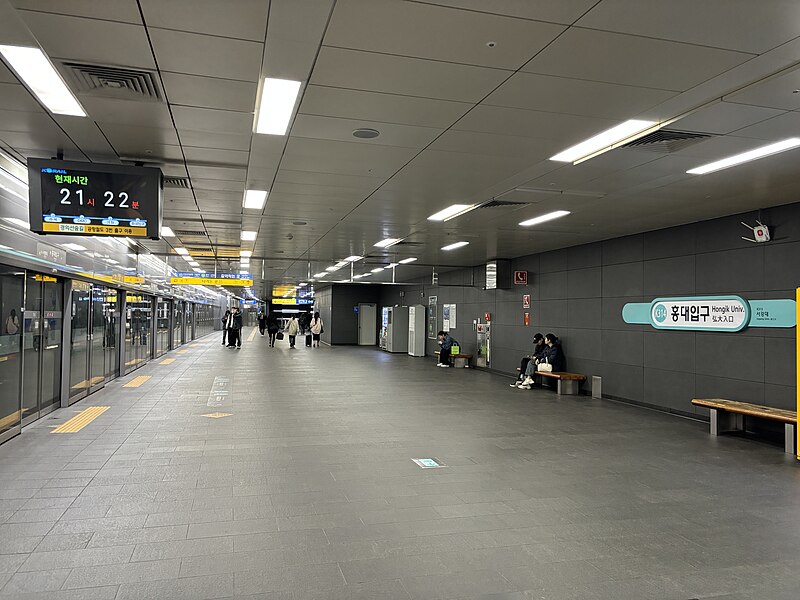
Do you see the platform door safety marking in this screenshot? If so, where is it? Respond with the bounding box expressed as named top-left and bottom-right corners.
top-left (207, 375), bottom-right (231, 408)
top-left (123, 375), bottom-right (151, 388)
top-left (51, 406), bottom-right (110, 433)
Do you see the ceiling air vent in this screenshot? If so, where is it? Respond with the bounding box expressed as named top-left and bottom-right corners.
top-left (62, 62), bottom-right (164, 102)
top-left (621, 129), bottom-right (712, 153)
top-left (164, 177), bottom-right (190, 189)
top-left (172, 229), bottom-right (206, 237)
top-left (479, 200), bottom-right (531, 209)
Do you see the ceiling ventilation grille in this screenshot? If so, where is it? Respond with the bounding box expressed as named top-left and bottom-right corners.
top-left (393, 240), bottom-right (425, 246)
top-left (164, 177), bottom-right (190, 188)
top-left (479, 200), bottom-right (531, 209)
top-left (173, 230), bottom-right (206, 237)
top-left (621, 129), bottom-right (712, 153)
top-left (62, 62), bottom-right (164, 102)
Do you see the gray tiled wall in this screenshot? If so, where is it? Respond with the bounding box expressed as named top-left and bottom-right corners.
top-left (379, 202), bottom-right (800, 417)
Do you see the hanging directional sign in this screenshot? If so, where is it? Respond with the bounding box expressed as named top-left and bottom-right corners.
top-left (170, 272), bottom-right (253, 286)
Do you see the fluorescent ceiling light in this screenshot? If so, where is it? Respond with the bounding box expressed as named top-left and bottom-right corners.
top-left (0, 45), bottom-right (85, 117)
top-left (255, 77), bottom-right (302, 135)
top-left (428, 204), bottom-right (475, 222)
top-left (441, 241), bottom-right (469, 251)
top-left (353, 274), bottom-right (364, 279)
top-left (370, 268), bottom-right (384, 273)
top-left (240, 259), bottom-right (250, 266)
top-left (188, 261), bottom-right (199, 267)
top-left (361, 272), bottom-right (372, 277)
top-left (241, 231), bottom-right (257, 241)
top-left (298, 283), bottom-right (307, 287)
top-left (174, 247), bottom-right (189, 255)
top-left (687, 138), bottom-right (800, 175)
top-left (192, 268), bottom-right (202, 273)
top-left (399, 257), bottom-right (417, 264)
top-left (334, 261), bottom-right (348, 268)
top-left (386, 263), bottom-right (398, 268)
top-left (239, 270), bottom-right (248, 275)
top-left (243, 189), bottom-right (268, 210)
top-left (325, 266), bottom-right (339, 272)
top-left (313, 272), bottom-right (327, 278)
top-left (343, 255), bottom-right (363, 262)
top-left (550, 119), bottom-right (657, 164)
top-left (519, 210), bottom-right (571, 227)
top-left (62, 243), bottom-right (86, 251)
top-left (374, 237), bottom-right (402, 248)
top-left (161, 226), bottom-right (175, 237)
top-left (240, 250), bottom-right (252, 258)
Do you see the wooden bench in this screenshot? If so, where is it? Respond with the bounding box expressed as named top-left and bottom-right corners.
top-left (692, 398), bottom-right (797, 454)
top-left (451, 354), bottom-right (473, 368)
top-left (516, 368), bottom-right (586, 395)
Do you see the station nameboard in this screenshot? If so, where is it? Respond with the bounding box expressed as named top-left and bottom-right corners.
top-left (28, 159), bottom-right (162, 239)
top-left (170, 272), bottom-right (253, 286)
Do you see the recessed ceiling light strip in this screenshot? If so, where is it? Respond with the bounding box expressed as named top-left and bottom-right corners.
top-left (687, 138), bottom-right (800, 175)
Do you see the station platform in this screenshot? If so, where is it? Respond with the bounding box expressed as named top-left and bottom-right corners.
top-left (0, 329), bottom-right (798, 599)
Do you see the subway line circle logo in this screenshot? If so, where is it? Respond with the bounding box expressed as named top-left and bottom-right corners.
top-left (653, 303), bottom-right (667, 323)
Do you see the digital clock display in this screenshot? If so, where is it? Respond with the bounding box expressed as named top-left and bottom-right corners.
top-left (27, 159), bottom-right (162, 239)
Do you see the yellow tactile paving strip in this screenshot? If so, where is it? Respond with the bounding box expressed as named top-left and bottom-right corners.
top-left (247, 328), bottom-right (258, 342)
top-left (51, 406), bottom-right (109, 433)
top-left (123, 375), bottom-right (151, 388)
top-left (201, 412), bottom-right (232, 418)
top-left (70, 376), bottom-right (105, 390)
top-left (177, 349), bottom-right (188, 354)
top-left (159, 358), bottom-right (176, 365)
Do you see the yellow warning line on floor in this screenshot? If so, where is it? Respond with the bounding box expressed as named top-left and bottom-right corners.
top-left (159, 358), bottom-right (176, 365)
top-left (51, 406), bottom-right (109, 433)
top-left (177, 349), bottom-right (188, 354)
top-left (123, 375), bottom-right (151, 388)
top-left (247, 328), bottom-right (258, 342)
top-left (201, 412), bottom-right (232, 418)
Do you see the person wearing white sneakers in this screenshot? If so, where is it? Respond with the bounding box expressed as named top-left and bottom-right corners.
top-left (509, 332), bottom-right (546, 387)
top-left (517, 333), bottom-right (565, 389)
top-left (436, 330), bottom-right (458, 368)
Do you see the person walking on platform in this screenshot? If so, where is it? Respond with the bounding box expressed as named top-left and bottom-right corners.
top-left (221, 309), bottom-right (230, 346)
top-left (257, 311), bottom-right (266, 336)
top-left (285, 315), bottom-right (300, 349)
top-left (310, 311), bottom-right (323, 348)
top-left (266, 311), bottom-right (279, 347)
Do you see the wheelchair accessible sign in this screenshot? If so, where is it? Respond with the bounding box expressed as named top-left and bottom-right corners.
top-left (622, 295), bottom-right (796, 331)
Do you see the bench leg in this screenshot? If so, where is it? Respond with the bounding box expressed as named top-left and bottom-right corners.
top-left (785, 423), bottom-right (796, 455)
top-left (710, 409), bottom-right (744, 435)
top-left (557, 380), bottom-right (580, 395)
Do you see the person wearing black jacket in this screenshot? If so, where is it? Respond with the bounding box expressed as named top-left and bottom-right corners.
top-left (257, 311), bottom-right (266, 336)
top-left (266, 312), bottom-right (279, 347)
top-left (510, 332), bottom-right (545, 387)
top-left (517, 333), bottom-right (565, 389)
top-left (221, 309), bottom-right (230, 346)
top-left (226, 307), bottom-right (243, 348)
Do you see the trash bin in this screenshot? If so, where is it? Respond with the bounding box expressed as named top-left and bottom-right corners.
top-left (592, 376), bottom-right (602, 399)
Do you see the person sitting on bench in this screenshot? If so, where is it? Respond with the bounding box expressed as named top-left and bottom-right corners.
top-left (516, 333), bottom-right (565, 389)
top-left (436, 330), bottom-right (459, 368)
top-left (510, 332), bottom-right (546, 387)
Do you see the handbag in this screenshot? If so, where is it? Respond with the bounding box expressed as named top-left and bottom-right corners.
top-left (537, 358), bottom-right (553, 373)
top-left (450, 344), bottom-right (460, 355)
top-left (276, 331), bottom-right (284, 340)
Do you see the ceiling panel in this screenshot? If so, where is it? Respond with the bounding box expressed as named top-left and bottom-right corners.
top-left (187, 165), bottom-right (247, 181)
top-left (262, 0), bottom-right (334, 81)
top-left (407, 0), bottom-right (598, 24)
top-left (0, 82), bottom-right (42, 112)
top-left (291, 114), bottom-right (443, 149)
top-left (191, 178), bottom-right (246, 192)
top-left (724, 66), bottom-right (800, 111)
top-left (577, 0), bottom-right (800, 54)
top-left (140, 0), bottom-right (269, 41)
top-left (280, 137), bottom-right (419, 178)
top-left (428, 129), bottom-right (557, 160)
top-left (275, 169), bottom-right (383, 190)
top-left (161, 72), bottom-right (258, 112)
top-left (485, 72), bottom-right (676, 119)
top-left (724, 110), bottom-right (800, 141)
top-left (453, 105), bottom-right (615, 141)
top-left (11, 1), bottom-right (142, 23)
top-left (523, 28), bottom-right (752, 92)
top-left (178, 130), bottom-right (252, 151)
top-left (299, 85), bottom-right (471, 128)
top-left (183, 147), bottom-right (249, 167)
top-left (19, 11), bottom-right (155, 69)
top-left (670, 101), bottom-right (784, 135)
top-left (149, 28), bottom-right (263, 81)
top-left (79, 97), bottom-right (174, 128)
top-left (172, 106), bottom-right (253, 135)
top-left (98, 124), bottom-right (179, 150)
top-left (326, 0), bottom-right (564, 69)
top-left (310, 46), bottom-right (510, 102)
